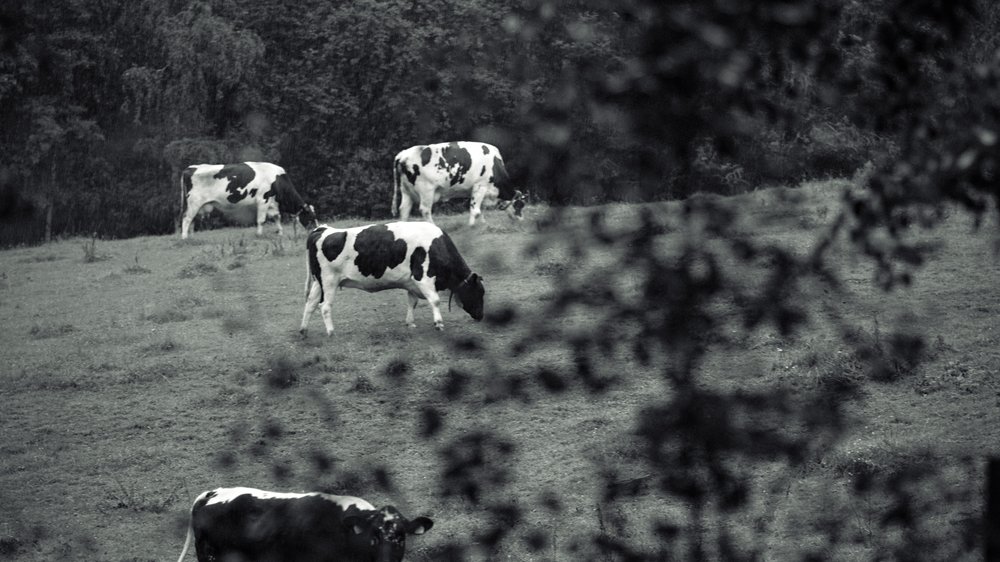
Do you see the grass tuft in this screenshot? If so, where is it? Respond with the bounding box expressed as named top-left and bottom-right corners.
top-left (351, 375), bottom-right (380, 393)
top-left (264, 236), bottom-right (286, 257)
top-left (142, 336), bottom-right (181, 354)
top-left (17, 254), bottom-right (61, 263)
top-left (29, 323), bottom-right (76, 339)
top-left (81, 233), bottom-right (110, 263)
top-left (178, 260), bottom-right (219, 278)
top-left (827, 443), bottom-right (937, 484)
top-left (144, 308), bottom-right (191, 324)
top-left (123, 253), bottom-right (151, 275)
top-left (914, 360), bottom-right (984, 395)
top-left (106, 480), bottom-right (180, 513)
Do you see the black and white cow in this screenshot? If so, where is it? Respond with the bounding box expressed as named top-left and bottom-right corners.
top-left (181, 162), bottom-right (316, 239)
top-left (391, 141), bottom-right (520, 226)
top-left (175, 487), bottom-right (433, 562)
top-left (301, 221), bottom-right (484, 334)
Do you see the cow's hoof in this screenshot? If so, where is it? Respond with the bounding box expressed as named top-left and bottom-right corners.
top-left (407, 322), bottom-right (417, 329)
top-left (299, 328), bottom-right (307, 337)
top-left (434, 323), bottom-right (444, 331)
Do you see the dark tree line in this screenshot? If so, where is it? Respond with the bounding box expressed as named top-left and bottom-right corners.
top-left (6, 0), bottom-right (996, 243)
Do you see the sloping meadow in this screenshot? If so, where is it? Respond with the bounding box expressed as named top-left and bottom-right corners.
top-left (0, 183), bottom-right (997, 560)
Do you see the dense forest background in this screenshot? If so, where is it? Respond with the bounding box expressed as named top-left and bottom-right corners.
top-left (3, 0), bottom-right (997, 244)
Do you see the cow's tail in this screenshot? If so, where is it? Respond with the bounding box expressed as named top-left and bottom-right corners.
top-left (305, 227), bottom-right (325, 303)
top-left (391, 159), bottom-right (400, 218)
top-left (179, 167), bottom-right (191, 234)
top-left (304, 248), bottom-right (314, 301)
top-left (175, 516), bottom-right (193, 562)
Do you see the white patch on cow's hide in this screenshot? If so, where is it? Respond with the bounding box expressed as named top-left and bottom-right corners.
top-left (202, 487), bottom-right (375, 511)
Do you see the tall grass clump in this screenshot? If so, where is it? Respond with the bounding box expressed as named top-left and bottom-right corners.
top-left (80, 233), bottom-right (108, 263)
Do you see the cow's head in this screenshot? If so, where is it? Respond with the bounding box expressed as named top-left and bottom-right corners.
top-left (497, 190), bottom-right (528, 220)
top-left (452, 272), bottom-right (485, 321)
top-left (297, 204), bottom-right (318, 229)
top-left (342, 507), bottom-right (433, 562)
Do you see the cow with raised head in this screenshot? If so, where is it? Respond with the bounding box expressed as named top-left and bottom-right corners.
top-left (181, 162), bottom-right (317, 239)
top-left (175, 487), bottom-right (433, 562)
top-left (391, 141), bottom-right (521, 226)
top-left (301, 221), bottom-right (485, 334)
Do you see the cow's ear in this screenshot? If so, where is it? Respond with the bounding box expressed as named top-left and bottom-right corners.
top-left (407, 516), bottom-right (434, 535)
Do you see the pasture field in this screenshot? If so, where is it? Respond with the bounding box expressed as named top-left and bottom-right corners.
top-left (1, 180), bottom-right (998, 561)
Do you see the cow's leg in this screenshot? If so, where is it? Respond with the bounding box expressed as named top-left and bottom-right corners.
top-left (414, 181), bottom-right (435, 224)
top-left (181, 199), bottom-right (205, 239)
top-left (468, 184), bottom-right (490, 226)
top-left (415, 280), bottom-right (444, 330)
top-left (405, 292), bottom-right (419, 328)
top-left (399, 191), bottom-right (414, 222)
top-left (319, 284), bottom-right (337, 336)
top-left (418, 201), bottom-right (434, 224)
top-left (300, 276), bottom-right (323, 334)
top-left (255, 205), bottom-right (268, 236)
top-left (275, 215), bottom-right (284, 237)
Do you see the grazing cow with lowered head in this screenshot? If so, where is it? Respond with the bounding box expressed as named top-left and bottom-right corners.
top-left (392, 141), bottom-right (522, 226)
top-left (301, 221), bottom-right (484, 334)
top-left (175, 487), bottom-right (433, 562)
top-left (181, 162), bottom-right (316, 239)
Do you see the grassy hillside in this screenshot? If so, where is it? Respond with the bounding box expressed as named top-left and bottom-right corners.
top-left (0, 181), bottom-right (997, 560)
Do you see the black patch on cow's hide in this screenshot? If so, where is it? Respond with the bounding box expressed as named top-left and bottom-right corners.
top-left (420, 146), bottom-right (432, 166)
top-left (427, 233), bottom-right (470, 292)
top-left (307, 227), bottom-right (327, 302)
top-left (214, 163), bottom-right (256, 203)
top-left (491, 156), bottom-right (514, 200)
top-left (249, 188), bottom-right (257, 197)
top-left (439, 142), bottom-right (472, 186)
top-left (398, 161), bottom-right (419, 185)
top-left (480, 165), bottom-right (486, 176)
top-left (181, 167), bottom-right (196, 194)
top-left (322, 230), bottom-right (347, 262)
top-left (354, 224), bottom-right (408, 279)
top-left (481, 144), bottom-right (490, 155)
top-left (410, 247), bottom-right (426, 281)
top-left (270, 173), bottom-right (307, 213)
